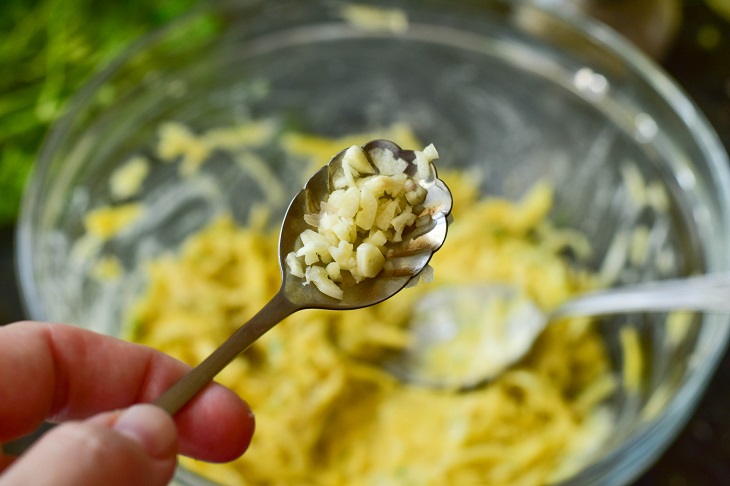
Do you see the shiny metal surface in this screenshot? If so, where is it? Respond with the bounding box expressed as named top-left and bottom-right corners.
top-left (155, 140), bottom-right (453, 414)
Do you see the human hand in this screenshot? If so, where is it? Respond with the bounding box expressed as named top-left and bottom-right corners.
top-left (0, 321), bottom-right (255, 486)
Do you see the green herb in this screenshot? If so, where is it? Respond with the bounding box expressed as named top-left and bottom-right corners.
top-left (0, 0), bottom-right (201, 225)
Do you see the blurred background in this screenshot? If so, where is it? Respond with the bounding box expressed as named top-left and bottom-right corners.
top-left (1, 0), bottom-right (728, 483)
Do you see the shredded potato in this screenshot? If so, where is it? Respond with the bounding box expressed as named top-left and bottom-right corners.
top-left (109, 155), bottom-right (149, 200)
top-left (83, 203), bottom-right (143, 241)
top-left (127, 161), bottom-right (614, 484)
top-left (620, 326), bottom-right (643, 393)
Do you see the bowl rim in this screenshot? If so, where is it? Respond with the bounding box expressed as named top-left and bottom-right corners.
top-left (528, 1), bottom-right (730, 484)
top-left (15, 6), bottom-right (197, 323)
top-left (16, 1), bottom-right (730, 485)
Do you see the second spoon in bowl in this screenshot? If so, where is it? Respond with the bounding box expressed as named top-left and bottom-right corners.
top-left (392, 273), bottom-right (730, 389)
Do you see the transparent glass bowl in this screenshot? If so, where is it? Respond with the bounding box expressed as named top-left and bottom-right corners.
top-left (17, 1), bottom-right (730, 485)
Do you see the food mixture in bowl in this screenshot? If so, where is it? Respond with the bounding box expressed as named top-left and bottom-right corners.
top-left (114, 124), bottom-right (626, 485)
top-left (19, 2), bottom-right (730, 485)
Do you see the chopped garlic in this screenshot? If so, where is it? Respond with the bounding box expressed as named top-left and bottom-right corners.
top-left (375, 200), bottom-right (399, 232)
top-left (419, 264), bottom-right (434, 283)
top-left (406, 184), bottom-right (428, 206)
top-left (422, 143), bottom-right (439, 160)
top-left (364, 230), bottom-right (388, 247)
top-left (326, 262), bottom-right (343, 282)
top-left (286, 252), bottom-right (305, 278)
top-left (329, 241), bottom-right (354, 268)
top-left (357, 243), bottom-right (385, 278)
top-left (343, 145), bottom-right (376, 175)
top-left (339, 187), bottom-right (361, 219)
top-left (414, 144), bottom-right (439, 180)
top-left (305, 265), bottom-right (343, 300)
top-left (286, 144), bottom-right (439, 299)
top-left (355, 186), bottom-right (378, 230)
top-left (369, 147), bottom-right (408, 175)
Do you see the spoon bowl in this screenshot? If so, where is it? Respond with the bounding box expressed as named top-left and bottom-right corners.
top-left (386, 284), bottom-right (545, 389)
top-left (155, 140), bottom-right (452, 414)
top-left (280, 139), bottom-right (452, 309)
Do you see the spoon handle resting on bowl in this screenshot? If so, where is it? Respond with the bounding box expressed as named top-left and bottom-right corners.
top-left (154, 291), bottom-right (299, 415)
top-left (552, 273), bottom-right (730, 320)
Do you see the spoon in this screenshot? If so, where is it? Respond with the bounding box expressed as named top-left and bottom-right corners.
top-left (154, 140), bottom-right (453, 415)
top-left (393, 273), bottom-right (730, 389)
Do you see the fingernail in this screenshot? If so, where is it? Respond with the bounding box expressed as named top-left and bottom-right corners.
top-left (113, 404), bottom-right (177, 459)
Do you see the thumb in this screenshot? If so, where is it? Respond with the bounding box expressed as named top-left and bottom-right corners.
top-left (0, 404), bottom-right (178, 486)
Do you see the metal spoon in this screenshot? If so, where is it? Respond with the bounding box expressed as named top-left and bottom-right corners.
top-left (393, 273), bottom-right (730, 389)
top-left (154, 140), bottom-right (453, 414)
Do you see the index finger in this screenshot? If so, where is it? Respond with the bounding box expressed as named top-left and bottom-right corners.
top-left (0, 321), bottom-right (254, 462)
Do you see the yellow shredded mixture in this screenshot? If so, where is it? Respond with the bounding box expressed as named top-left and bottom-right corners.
top-left (83, 203), bottom-right (143, 241)
top-left (109, 155), bottom-right (150, 200)
top-left (127, 162), bottom-right (615, 485)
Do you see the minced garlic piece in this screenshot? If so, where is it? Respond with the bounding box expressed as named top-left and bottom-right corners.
top-left (286, 144), bottom-right (438, 299)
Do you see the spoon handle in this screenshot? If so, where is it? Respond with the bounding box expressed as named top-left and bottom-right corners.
top-left (553, 273), bottom-right (730, 320)
top-left (155, 290), bottom-right (298, 415)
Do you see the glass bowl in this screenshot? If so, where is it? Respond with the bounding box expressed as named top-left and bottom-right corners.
top-left (17, 1), bottom-right (730, 485)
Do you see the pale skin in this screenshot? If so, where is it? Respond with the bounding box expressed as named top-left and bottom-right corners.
top-left (0, 321), bottom-right (255, 486)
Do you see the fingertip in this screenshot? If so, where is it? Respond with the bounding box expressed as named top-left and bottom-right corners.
top-left (175, 384), bottom-right (255, 462)
top-left (1, 414), bottom-right (177, 486)
top-left (113, 404), bottom-right (178, 459)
